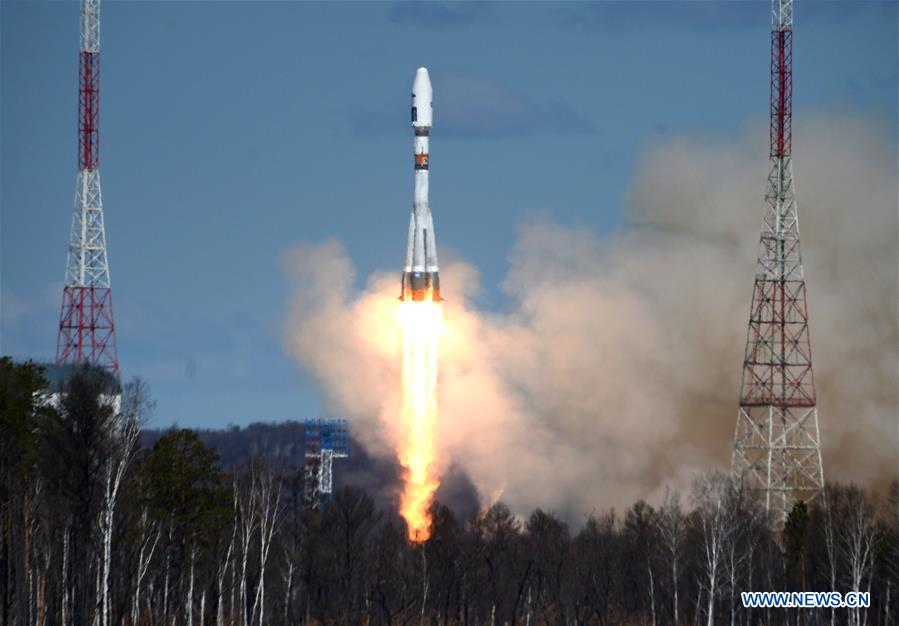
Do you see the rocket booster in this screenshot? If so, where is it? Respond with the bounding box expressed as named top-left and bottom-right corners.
top-left (401, 67), bottom-right (441, 302)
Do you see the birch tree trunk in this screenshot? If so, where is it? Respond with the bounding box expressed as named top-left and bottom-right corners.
top-left (692, 473), bottom-right (736, 626)
top-left (281, 556), bottom-right (294, 625)
top-left (162, 523), bottom-right (173, 625)
top-left (659, 489), bottom-right (684, 626)
top-left (131, 510), bottom-right (161, 626)
top-left (236, 469), bottom-right (259, 626)
top-left (61, 529), bottom-right (69, 626)
top-left (251, 463), bottom-right (282, 626)
top-left (839, 488), bottom-right (876, 626)
top-left (97, 379), bottom-right (144, 626)
top-left (187, 541), bottom-right (197, 626)
top-left (217, 511), bottom-right (236, 626)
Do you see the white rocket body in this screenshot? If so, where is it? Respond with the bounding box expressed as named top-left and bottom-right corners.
top-left (401, 67), bottom-right (440, 302)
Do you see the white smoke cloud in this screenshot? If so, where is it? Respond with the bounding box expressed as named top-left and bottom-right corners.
top-left (283, 114), bottom-right (898, 520)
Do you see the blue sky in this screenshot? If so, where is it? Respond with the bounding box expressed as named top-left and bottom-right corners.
top-left (2, 0), bottom-right (895, 428)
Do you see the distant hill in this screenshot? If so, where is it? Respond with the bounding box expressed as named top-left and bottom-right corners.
top-left (140, 421), bottom-right (480, 521)
top-left (142, 421), bottom-right (309, 467)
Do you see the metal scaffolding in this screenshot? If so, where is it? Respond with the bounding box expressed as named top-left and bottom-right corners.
top-left (732, 0), bottom-right (824, 524)
top-left (304, 418), bottom-right (349, 511)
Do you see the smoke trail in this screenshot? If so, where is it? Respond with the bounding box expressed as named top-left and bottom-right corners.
top-left (283, 115), bottom-right (898, 521)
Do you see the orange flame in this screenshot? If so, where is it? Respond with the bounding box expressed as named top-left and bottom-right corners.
top-left (397, 299), bottom-right (442, 543)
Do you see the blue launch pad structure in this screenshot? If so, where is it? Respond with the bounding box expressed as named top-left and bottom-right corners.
top-left (303, 418), bottom-right (349, 510)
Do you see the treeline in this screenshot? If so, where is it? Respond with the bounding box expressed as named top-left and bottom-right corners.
top-left (141, 422), bottom-right (308, 468)
top-left (1, 359), bottom-right (896, 626)
top-left (140, 420), bottom-right (472, 523)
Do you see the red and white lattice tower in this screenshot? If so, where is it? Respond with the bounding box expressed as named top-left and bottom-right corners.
top-left (731, 0), bottom-right (824, 522)
top-left (56, 0), bottom-right (119, 376)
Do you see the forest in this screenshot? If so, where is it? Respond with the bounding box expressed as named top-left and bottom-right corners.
top-left (1, 359), bottom-right (896, 626)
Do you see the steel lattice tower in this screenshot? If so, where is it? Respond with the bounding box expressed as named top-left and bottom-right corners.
top-left (56, 0), bottom-right (119, 376)
top-left (304, 418), bottom-right (349, 511)
top-left (731, 0), bottom-right (824, 523)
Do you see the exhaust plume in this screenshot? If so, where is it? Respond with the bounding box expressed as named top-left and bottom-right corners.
top-left (283, 115), bottom-right (897, 520)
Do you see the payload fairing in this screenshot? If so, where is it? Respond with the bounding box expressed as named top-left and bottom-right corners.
top-left (401, 67), bottom-right (441, 302)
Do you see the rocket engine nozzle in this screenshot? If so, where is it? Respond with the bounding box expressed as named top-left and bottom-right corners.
top-left (400, 271), bottom-right (441, 303)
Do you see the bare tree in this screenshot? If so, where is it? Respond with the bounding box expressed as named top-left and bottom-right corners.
top-left (97, 377), bottom-right (150, 626)
top-left (572, 512), bottom-right (617, 626)
top-left (658, 488), bottom-right (686, 626)
top-left (249, 460), bottom-right (283, 626)
top-left (186, 539), bottom-right (199, 626)
top-left (837, 486), bottom-right (878, 626)
top-left (721, 490), bottom-right (752, 626)
top-left (234, 467), bottom-right (259, 626)
top-left (6, 381), bottom-right (898, 626)
top-left (131, 507), bottom-right (161, 626)
top-left (281, 546), bottom-right (295, 626)
top-left (216, 496), bottom-right (237, 626)
top-left (692, 472), bottom-right (739, 626)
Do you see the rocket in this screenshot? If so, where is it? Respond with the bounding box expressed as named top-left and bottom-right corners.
top-left (401, 67), bottom-right (441, 302)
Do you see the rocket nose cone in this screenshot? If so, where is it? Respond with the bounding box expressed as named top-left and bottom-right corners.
top-left (413, 67), bottom-right (432, 92)
top-left (412, 67), bottom-right (433, 128)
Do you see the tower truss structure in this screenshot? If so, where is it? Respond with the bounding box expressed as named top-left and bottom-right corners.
top-left (304, 418), bottom-right (349, 511)
top-left (56, 0), bottom-right (119, 376)
top-left (732, 0), bottom-right (824, 523)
